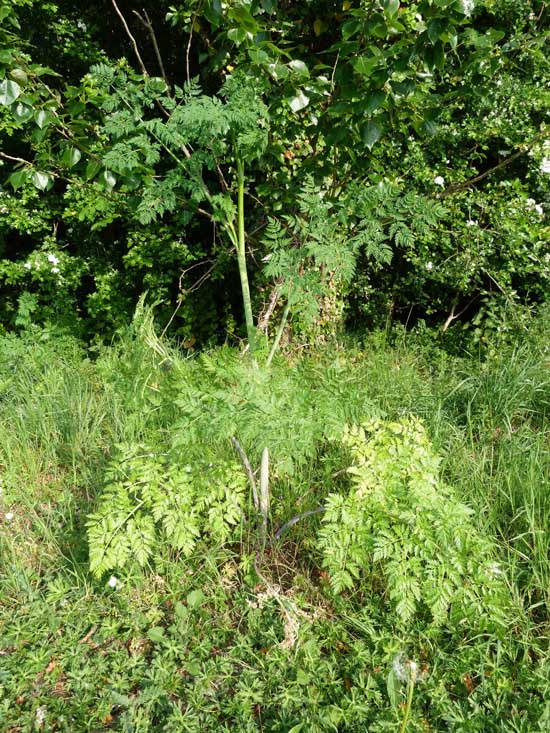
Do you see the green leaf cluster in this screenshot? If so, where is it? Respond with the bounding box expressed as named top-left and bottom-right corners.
top-left (319, 417), bottom-right (511, 629)
top-left (87, 443), bottom-right (246, 576)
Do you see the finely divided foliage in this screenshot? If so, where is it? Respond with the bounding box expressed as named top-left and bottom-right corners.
top-left (87, 444), bottom-right (246, 575)
top-left (319, 417), bottom-right (510, 628)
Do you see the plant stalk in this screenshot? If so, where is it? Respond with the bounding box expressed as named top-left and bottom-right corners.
top-left (266, 299), bottom-right (291, 367)
top-left (236, 158), bottom-right (255, 353)
top-left (399, 670), bottom-right (416, 733)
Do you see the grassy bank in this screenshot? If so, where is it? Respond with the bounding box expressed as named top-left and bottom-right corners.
top-left (1, 312), bottom-right (549, 732)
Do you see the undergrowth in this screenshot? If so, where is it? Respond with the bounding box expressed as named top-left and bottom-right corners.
top-left (1, 307), bottom-right (550, 731)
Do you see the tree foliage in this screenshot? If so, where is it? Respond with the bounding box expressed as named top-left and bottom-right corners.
top-left (0, 0), bottom-right (548, 342)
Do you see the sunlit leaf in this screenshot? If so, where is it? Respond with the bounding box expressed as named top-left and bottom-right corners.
top-left (31, 170), bottom-right (53, 191)
top-left (288, 90), bottom-right (310, 112)
top-left (361, 120), bottom-right (383, 149)
top-left (12, 101), bottom-right (33, 122)
top-left (0, 79), bottom-right (21, 106)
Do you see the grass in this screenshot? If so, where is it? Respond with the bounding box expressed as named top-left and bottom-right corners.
top-left (1, 311), bottom-right (550, 731)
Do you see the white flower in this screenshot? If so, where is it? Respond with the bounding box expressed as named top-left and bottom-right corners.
top-left (498, 150), bottom-right (511, 156)
top-left (466, 219), bottom-right (477, 226)
top-left (526, 198), bottom-right (537, 208)
top-left (535, 204), bottom-right (544, 215)
top-left (460, 0), bottom-right (475, 15)
top-left (51, 267), bottom-right (60, 274)
top-left (107, 575), bottom-right (120, 589)
top-left (392, 653), bottom-right (425, 683)
top-left (540, 158), bottom-right (550, 174)
top-left (47, 253), bottom-right (60, 265)
top-left (24, 262), bottom-right (31, 269)
top-left (35, 707), bottom-right (46, 728)
top-left (426, 261), bottom-right (434, 271)
top-left (434, 176), bottom-right (445, 187)
top-left (4, 512), bottom-right (14, 521)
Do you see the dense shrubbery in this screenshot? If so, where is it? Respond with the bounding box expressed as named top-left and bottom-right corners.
top-left (0, 0), bottom-right (548, 345)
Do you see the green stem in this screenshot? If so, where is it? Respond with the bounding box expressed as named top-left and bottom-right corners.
top-left (266, 299), bottom-right (291, 367)
top-left (236, 157), bottom-right (256, 353)
top-left (399, 672), bottom-right (416, 733)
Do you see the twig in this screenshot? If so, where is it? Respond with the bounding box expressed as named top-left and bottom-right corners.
top-left (273, 506), bottom-right (326, 542)
top-left (160, 259), bottom-right (215, 338)
top-left (231, 437), bottom-right (259, 510)
top-left (259, 447), bottom-right (269, 544)
top-left (0, 151), bottom-right (31, 165)
top-left (257, 282), bottom-right (281, 333)
top-left (441, 295), bottom-right (478, 332)
top-left (111, 0), bottom-right (149, 77)
top-left (133, 9), bottom-right (170, 86)
top-left (440, 133), bottom-right (547, 197)
top-left (186, 15), bottom-right (195, 83)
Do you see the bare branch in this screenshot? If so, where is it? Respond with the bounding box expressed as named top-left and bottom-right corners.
top-left (110, 0), bottom-right (149, 77)
top-left (0, 151), bottom-right (32, 165)
top-left (257, 282), bottom-right (282, 333)
top-left (231, 437), bottom-right (259, 510)
top-left (440, 132), bottom-right (547, 197)
top-left (186, 16), bottom-right (195, 83)
top-left (133, 9), bottom-right (170, 87)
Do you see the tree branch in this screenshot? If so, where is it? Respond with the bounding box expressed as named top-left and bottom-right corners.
top-left (110, 0), bottom-right (149, 77)
top-left (133, 9), bottom-right (170, 87)
top-left (0, 151), bottom-right (32, 166)
top-left (440, 132), bottom-right (547, 197)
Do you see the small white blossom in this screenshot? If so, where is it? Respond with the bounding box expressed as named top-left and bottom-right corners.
top-left (526, 198), bottom-right (537, 208)
top-left (47, 253), bottom-right (60, 265)
top-left (540, 158), bottom-right (550, 174)
top-left (488, 562), bottom-right (503, 578)
top-left (51, 267), bottom-right (60, 274)
top-left (434, 176), bottom-right (445, 187)
top-left (392, 653), bottom-right (425, 683)
top-left (466, 219), bottom-right (477, 226)
top-left (498, 150), bottom-right (511, 156)
top-left (35, 707), bottom-right (47, 728)
top-left (4, 511), bottom-right (14, 521)
top-left (107, 575), bottom-right (120, 589)
top-left (460, 0), bottom-right (475, 15)
top-left (535, 204), bottom-right (544, 215)
top-left (24, 262), bottom-right (31, 269)
top-left (426, 261), bottom-right (434, 271)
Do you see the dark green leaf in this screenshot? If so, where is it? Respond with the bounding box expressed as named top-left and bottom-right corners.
top-left (86, 160), bottom-right (102, 180)
top-left (342, 20), bottom-right (361, 39)
top-left (365, 90), bottom-right (386, 114)
top-left (361, 120), bottom-right (382, 149)
top-left (34, 110), bottom-right (51, 129)
top-left (62, 147), bottom-right (82, 168)
top-left (8, 68), bottom-right (28, 86)
top-left (31, 170), bottom-right (52, 191)
top-left (382, 0), bottom-right (400, 17)
top-left (12, 101), bottom-right (33, 122)
top-left (353, 55), bottom-right (380, 76)
top-left (0, 79), bottom-right (21, 106)
top-left (9, 169), bottom-right (29, 191)
top-left (427, 18), bottom-right (446, 45)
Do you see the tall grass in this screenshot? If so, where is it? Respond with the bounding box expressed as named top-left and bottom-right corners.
top-left (1, 309), bottom-right (550, 731)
